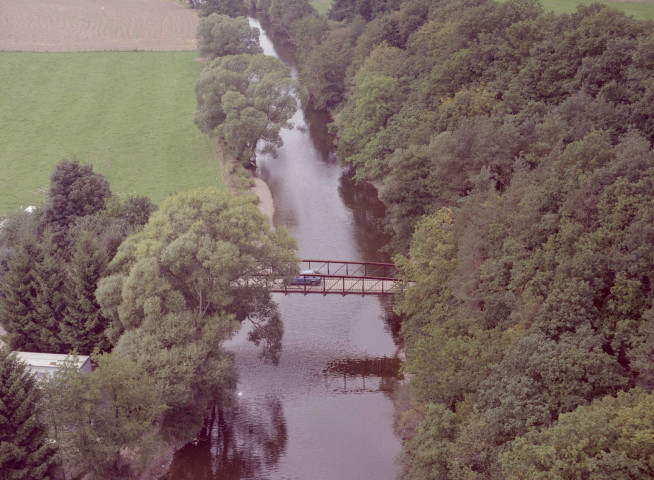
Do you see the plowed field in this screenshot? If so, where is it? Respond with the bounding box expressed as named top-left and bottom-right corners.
top-left (0, 0), bottom-right (198, 51)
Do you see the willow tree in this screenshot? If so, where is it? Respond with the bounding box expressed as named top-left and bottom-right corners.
top-left (42, 353), bottom-right (163, 479)
top-left (194, 54), bottom-right (303, 165)
top-left (96, 188), bottom-right (297, 431)
top-left (197, 14), bottom-right (263, 60)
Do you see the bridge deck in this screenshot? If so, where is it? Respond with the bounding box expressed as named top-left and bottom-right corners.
top-left (251, 260), bottom-right (400, 296)
top-left (271, 275), bottom-right (399, 296)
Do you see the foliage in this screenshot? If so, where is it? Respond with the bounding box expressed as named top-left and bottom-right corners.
top-left (44, 158), bottom-right (111, 247)
top-left (268, 0), bottom-right (316, 36)
top-left (197, 14), bottom-right (263, 60)
top-left (0, 165), bottom-right (155, 354)
top-left (197, 0), bottom-right (246, 18)
top-left (43, 353), bottom-right (163, 479)
top-left (500, 389), bottom-right (654, 479)
top-left (478, 329), bottom-right (629, 443)
top-left (0, 348), bottom-right (58, 480)
top-left (104, 194), bottom-right (156, 232)
top-left (96, 188), bottom-right (297, 428)
top-left (309, 0), bottom-right (332, 16)
top-left (629, 310), bottom-right (654, 391)
top-left (299, 21), bottom-right (362, 110)
top-left (541, 0), bottom-right (654, 20)
top-left (328, 0), bottom-right (401, 22)
top-left (396, 403), bottom-right (457, 480)
top-left (194, 54), bottom-right (302, 164)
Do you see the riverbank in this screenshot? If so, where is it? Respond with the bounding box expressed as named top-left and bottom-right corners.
top-left (252, 176), bottom-right (274, 223)
top-left (136, 442), bottom-right (178, 480)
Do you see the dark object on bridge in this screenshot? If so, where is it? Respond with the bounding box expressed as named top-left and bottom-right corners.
top-left (290, 269), bottom-right (322, 286)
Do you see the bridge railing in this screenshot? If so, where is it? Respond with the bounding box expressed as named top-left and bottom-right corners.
top-left (247, 274), bottom-right (400, 296)
top-left (300, 259), bottom-right (397, 279)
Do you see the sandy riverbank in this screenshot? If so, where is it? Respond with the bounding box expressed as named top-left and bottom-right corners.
top-left (252, 176), bottom-right (274, 223)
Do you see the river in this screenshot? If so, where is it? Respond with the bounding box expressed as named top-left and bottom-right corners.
top-left (160, 17), bottom-right (402, 480)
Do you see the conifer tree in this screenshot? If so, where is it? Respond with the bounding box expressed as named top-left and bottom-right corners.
top-left (1, 240), bottom-right (70, 353)
top-left (33, 237), bottom-right (68, 353)
top-left (0, 348), bottom-right (58, 480)
top-left (0, 242), bottom-right (43, 352)
top-left (44, 158), bottom-right (112, 249)
top-left (60, 232), bottom-right (110, 354)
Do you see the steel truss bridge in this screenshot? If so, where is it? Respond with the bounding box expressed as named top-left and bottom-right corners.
top-left (251, 259), bottom-right (400, 296)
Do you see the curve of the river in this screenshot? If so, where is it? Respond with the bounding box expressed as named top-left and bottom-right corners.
top-left (161, 17), bottom-right (402, 480)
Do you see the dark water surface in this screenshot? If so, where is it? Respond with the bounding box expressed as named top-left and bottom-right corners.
top-left (161, 17), bottom-right (402, 480)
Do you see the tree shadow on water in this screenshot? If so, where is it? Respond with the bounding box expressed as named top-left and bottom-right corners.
top-left (160, 396), bottom-right (287, 480)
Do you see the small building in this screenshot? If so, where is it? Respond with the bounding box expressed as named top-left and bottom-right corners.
top-left (14, 352), bottom-right (92, 380)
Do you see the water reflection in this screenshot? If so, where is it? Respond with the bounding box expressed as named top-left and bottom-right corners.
top-left (338, 174), bottom-right (391, 262)
top-left (378, 296), bottom-right (403, 346)
top-left (303, 106), bottom-right (337, 164)
top-left (324, 355), bottom-right (401, 377)
top-left (161, 397), bottom-right (287, 480)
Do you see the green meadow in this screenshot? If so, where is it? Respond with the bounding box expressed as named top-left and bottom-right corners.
top-left (541, 0), bottom-right (654, 19)
top-left (0, 51), bottom-right (223, 215)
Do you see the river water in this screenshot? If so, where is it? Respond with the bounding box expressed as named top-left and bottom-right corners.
top-left (161, 17), bottom-right (402, 480)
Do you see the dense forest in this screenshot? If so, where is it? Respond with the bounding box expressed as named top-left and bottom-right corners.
top-left (251, 0), bottom-right (654, 477)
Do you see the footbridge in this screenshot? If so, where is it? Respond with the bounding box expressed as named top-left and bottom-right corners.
top-left (252, 259), bottom-right (401, 296)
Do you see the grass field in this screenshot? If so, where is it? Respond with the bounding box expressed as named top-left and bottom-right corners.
top-left (0, 51), bottom-right (223, 215)
top-left (310, 0), bottom-right (333, 16)
top-left (541, 0), bottom-right (654, 19)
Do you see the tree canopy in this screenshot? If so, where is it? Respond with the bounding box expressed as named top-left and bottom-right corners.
top-left (196, 0), bottom-right (246, 18)
top-left (0, 348), bottom-right (58, 480)
top-left (44, 158), bottom-right (112, 247)
top-left (43, 353), bottom-right (163, 479)
top-left (194, 54), bottom-right (302, 164)
top-left (197, 14), bottom-right (263, 60)
top-left (0, 162), bottom-right (154, 355)
top-left (96, 187), bottom-right (297, 431)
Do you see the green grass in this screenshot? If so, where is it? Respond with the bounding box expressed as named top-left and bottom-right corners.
top-left (0, 52), bottom-right (223, 215)
top-left (310, 0), bottom-right (333, 16)
top-left (540, 0), bottom-right (654, 20)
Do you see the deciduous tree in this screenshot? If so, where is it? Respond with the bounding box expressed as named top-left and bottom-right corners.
top-left (197, 14), bottom-right (263, 60)
top-left (500, 389), bottom-right (654, 480)
top-left (43, 353), bottom-right (163, 478)
top-left (194, 54), bottom-right (301, 164)
top-left (96, 188), bottom-right (297, 430)
top-left (197, 0), bottom-right (246, 18)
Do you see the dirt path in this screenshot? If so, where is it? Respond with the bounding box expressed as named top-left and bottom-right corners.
top-left (0, 0), bottom-right (198, 52)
